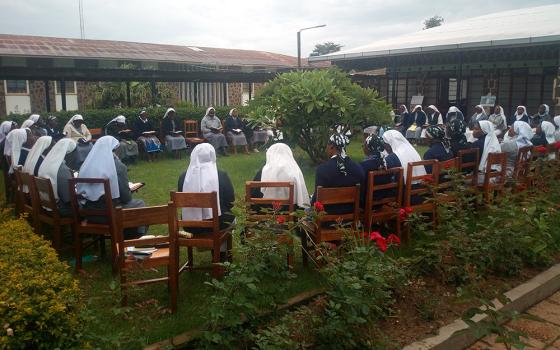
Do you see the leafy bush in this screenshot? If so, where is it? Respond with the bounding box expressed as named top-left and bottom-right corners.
top-left (4, 105), bottom-right (238, 129)
top-left (246, 68), bottom-right (392, 163)
top-left (0, 211), bottom-right (84, 349)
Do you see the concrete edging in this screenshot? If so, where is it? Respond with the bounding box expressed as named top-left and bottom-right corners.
top-left (403, 263), bottom-right (560, 350)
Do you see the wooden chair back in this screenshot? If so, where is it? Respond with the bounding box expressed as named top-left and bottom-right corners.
top-left (90, 128), bottom-right (103, 143)
top-left (314, 185), bottom-right (361, 242)
top-left (363, 168), bottom-right (403, 232)
top-left (245, 181), bottom-right (295, 221)
top-left (184, 120), bottom-right (201, 138)
top-left (169, 191), bottom-right (220, 233)
top-left (33, 176), bottom-right (58, 214)
top-left (404, 160), bottom-right (439, 207)
top-left (434, 157), bottom-right (460, 193)
top-left (480, 152), bottom-right (507, 203)
top-left (458, 148), bottom-right (480, 187)
top-left (513, 146), bottom-right (532, 183)
top-left (13, 167), bottom-right (34, 217)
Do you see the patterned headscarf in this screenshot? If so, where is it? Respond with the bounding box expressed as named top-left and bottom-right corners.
top-left (448, 119), bottom-right (468, 148)
top-left (329, 133), bottom-right (350, 176)
top-left (365, 134), bottom-right (385, 159)
top-left (426, 125), bottom-right (451, 152)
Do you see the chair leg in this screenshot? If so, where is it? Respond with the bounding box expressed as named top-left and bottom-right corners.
top-left (53, 223), bottom-right (61, 252)
top-left (75, 230), bottom-right (82, 271)
top-left (212, 243), bottom-right (221, 278)
top-left (121, 270), bottom-right (128, 307)
top-left (301, 235), bottom-right (309, 267)
top-left (169, 265), bottom-right (178, 313)
top-left (110, 238), bottom-right (118, 276)
top-left (187, 247), bottom-right (194, 268)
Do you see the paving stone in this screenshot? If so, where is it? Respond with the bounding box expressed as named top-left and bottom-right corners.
top-left (479, 333), bottom-right (546, 350)
top-left (528, 301), bottom-right (560, 327)
top-left (467, 340), bottom-right (491, 349)
top-left (547, 292), bottom-right (560, 306)
top-left (508, 317), bottom-right (560, 344)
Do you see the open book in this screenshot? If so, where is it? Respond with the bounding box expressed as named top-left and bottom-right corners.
top-left (128, 182), bottom-right (145, 192)
top-left (232, 128), bottom-right (242, 134)
top-left (142, 130), bottom-right (156, 135)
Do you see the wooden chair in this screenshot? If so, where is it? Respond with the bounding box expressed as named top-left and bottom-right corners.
top-left (303, 185), bottom-right (360, 266)
top-left (245, 181), bottom-right (295, 268)
top-left (458, 148), bottom-right (480, 187)
top-left (404, 160), bottom-right (439, 240)
top-left (183, 120), bottom-right (206, 150)
top-left (32, 176), bottom-right (74, 251)
top-left (169, 191), bottom-right (233, 278)
top-left (434, 157), bottom-right (460, 203)
top-left (1, 162), bottom-right (15, 203)
top-left (89, 128), bottom-right (103, 143)
top-left (477, 152), bottom-right (507, 204)
top-left (69, 178), bottom-right (119, 274)
top-left (13, 167), bottom-right (36, 223)
top-left (115, 205), bottom-right (178, 312)
top-left (362, 168), bottom-right (403, 238)
top-left (512, 146), bottom-right (532, 192)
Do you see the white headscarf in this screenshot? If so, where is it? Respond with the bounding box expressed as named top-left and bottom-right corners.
top-left (513, 121), bottom-right (534, 148)
top-left (399, 105), bottom-right (408, 114)
top-left (448, 106), bottom-right (460, 113)
top-left (23, 136), bottom-right (52, 175)
top-left (474, 105), bottom-right (487, 120)
top-left (478, 121), bottom-right (501, 172)
top-left (229, 108), bottom-right (238, 117)
top-left (261, 143), bottom-right (310, 208)
top-left (515, 106), bottom-right (527, 121)
top-left (38, 139), bottom-right (77, 200)
top-left (64, 114), bottom-right (84, 134)
top-left (204, 107), bottom-right (216, 118)
top-left (28, 114), bottom-right (40, 123)
top-left (538, 104), bottom-right (550, 117)
top-left (21, 119), bottom-right (35, 129)
top-left (108, 115), bottom-right (126, 125)
top-left (382, 130), bottom-right (426, 181)
top-left (412, 105), bottom-right (423, 113)
top-left (77, 136), bottom-right (120, 201)
top-left (541, 121), bottom-right (556, 144)
top-left (163, 108), bottom-right (175, 119)
top-left (7, 129), bottom-right (28, 170)
top-left (181, 143), bottom-right (220, 221)
top-left (427, 105), bottom-right (440, 114)
top-left (0, 121), bottom-right (13, 144)
top-left (554, 116), bottom-right (560, 129)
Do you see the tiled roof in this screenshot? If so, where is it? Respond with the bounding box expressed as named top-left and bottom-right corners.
top-left (0, 34), bottom-right (299, 68)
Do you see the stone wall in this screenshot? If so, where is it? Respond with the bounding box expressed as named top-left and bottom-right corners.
top-left (253, 82), bottom-right (265, 97)
top-left (29, 80), bottom-right (56, 114)
top-left (0, 82), bottom-right (6, 118)
top-left (227, 82), bottom-right (242, 105)
top-left (77, 81), bottom-right (98, 110)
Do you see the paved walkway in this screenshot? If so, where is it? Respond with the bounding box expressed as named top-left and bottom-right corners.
top-left (469, 291), bottom-right (560, 350)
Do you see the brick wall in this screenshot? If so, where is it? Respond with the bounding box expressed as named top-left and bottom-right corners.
top-left (77, 81), bottom-right (98, 110)
top-left (227, 82), bottom-right (242, 105)
top-left (29, 80), bottom-right (56, 114)
top-left (253, 82), bottom-right (265, 97)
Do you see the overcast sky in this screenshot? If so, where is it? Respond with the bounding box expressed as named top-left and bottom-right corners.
top-left (0, 0), bottom-right (558, 57)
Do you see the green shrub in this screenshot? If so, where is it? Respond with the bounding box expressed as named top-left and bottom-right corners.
top-left (0, 211), bottom-right (84, 350)
top-left (2, 105), bottom-right (238, 129)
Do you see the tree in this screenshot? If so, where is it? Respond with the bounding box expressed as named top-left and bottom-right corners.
top-left (310, 42), bottom-right (343, 57)
top-left (245, 68), bottom-right (392, 164)
top-left (423, 15), bottom-right (444, 29)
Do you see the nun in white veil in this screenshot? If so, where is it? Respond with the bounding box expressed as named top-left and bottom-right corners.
top-left (38, 139), bottom-right (77, 215)
top-left (488, 106), bottom-right (508, 137)
top-left (554, 116), bottom-right (560, 142)
top-left (472, 121), bottom-right (501, 183)
top-left (382, 130), bottom-right (426, 181)
top-left (7, 128), bottom-right (30, 172)
top-left (501, 121), bottom-right (534, 176)
top-left (104, 115), bottom-right (139, 162)
top-left (201, 107), bottom-right (229, 155)
top-left (23, 135), bottom-right (52, 176)
top-left (161, 107), bottom-right (188, 153)
top-left (63, 114), bottom-right (93, 164)
top-left (259, 143), bottom-right (310, 208)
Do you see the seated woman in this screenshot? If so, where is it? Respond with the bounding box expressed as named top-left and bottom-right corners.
top-left (531, 121), bottom-right (556, 146)
top-left (488, 105), bottom-right (508, 138)
top-left (445, 106), bottom-right (465, 124)
top-left (6, 128), bottom-right (33, 172)
top-left (26, 114), bottom-right (48, 137)
top-left (23, 135), bottom-right (53, 176)
top-left (45, 116), bottom-right (64, 141)
top-left (405, 105), bottom-right (426, 143)
top-left (423, 125), bottom-right (453, 173)
top-left (104, 115), bottom-right (139, 163)
top-left (251, 143), bottom-right (310, 210)
top-left (201, 107), bottom-right (229, 156)
top-left (509, 106), bottom-right (529, 126)
top-left (224, 108), bottom-right (249, 154)
top-left (554, 116), bottom-right (560, 142)
top-left (38, 139), bottom-right (77, 217)
top-left (470, 105), bottom-right (488, 125)
top-left (469, 121), bottom-right (501, 184)
top-left (177, 143), bottom-right (235, 232)
top-left (360, 134), bottom-right (397, 204)
top-left (446, 119), bottom-right (468, 157)
top-left (162, 108), bottom-right (188, 156)
top-left (425, 105), bottom-right (443, 126)
top-left (500, 121), bottom-right (533, 177)
top-left (63, 114), bottom-right (93, 166)
top-left (311, 133), bottom-right (365, 215)
top-left (132, 109), bottom-right (162, 161)
top-left (78, 136), bottom-right (146, 239)
top-left (17, 128), bottom-right (37, 168)
top-left (0, 121), bottom-right (17, 171)
top-left (382, 130), bottom-right (426, 205)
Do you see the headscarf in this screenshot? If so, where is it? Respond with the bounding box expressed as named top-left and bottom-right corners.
top-left (541, 121), bottom-right (556, 144)
top-left (138, 110), bottom-right (149, 123)
top-left (363, 126), bottom-right (378, 136)
top-left (425, 125), bottom-right (451, 152)
top-left (538, 104), bottom-right (550, 117)
top-left (515, 106), bottom-right (528, 121)
top-left (181, 143), bottom-right (221, 220)
top-left (229, 108), bottom-right (238, 118)
top-left (28, 114), bottom-right (40, 123)
top-left (204, 107), bottom-right (216, 118)
top-left (21, 119), bottom-right (35, 129)
top-left (412, 105), bottom-right (423, 114)
top-left (427, 105), bottom-right (440, 114)
top-left (478, 121), bottom-right (501, 172)
top-left (64, 114), bottom-right (84, 134)
top-left (448, 119), bottom-right (468, 149)
top-left (163, 108), bottom-right (175, 119)
top-left (0, 121), bottom-right (13, 144)
top-left (23, 136), bottom-right (52, 175)
top-left (512, 121), bottom-right (534, 148)
top-left (261, 143), bottom-right (310, 208)
top-left (38, 139), bottom-right (77, 200)
top-left (77, 136), bottom-right (120, 201)
top-left (382, 130), bottom-right (426, 181)
top-left (105, 115), bottom-right (126, 134)
top-left (445, 106), bottom-right (464, 123)
top-left (554, 116), bottom-right (560, 129)
top-left (7, 129), bottom-right (28, 170)
top-left (399, 105), bottom-right (409, 114)
top-left (474, 105), bottom-right (487, 120)
top-left (328, 133), bottom-right (350, 176)
top-left (365, 134), bottom-right (385, 157)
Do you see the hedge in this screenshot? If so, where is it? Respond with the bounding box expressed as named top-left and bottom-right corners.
top-left (0, 209), bottom-right (84, 349)
top-left (2, 105), bottom-right (241, 129)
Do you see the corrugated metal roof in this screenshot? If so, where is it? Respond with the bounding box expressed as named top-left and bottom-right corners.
top-left (0, 34), bottom-right (299, 68)
top-left (310, 4), bottom-right (560, 62)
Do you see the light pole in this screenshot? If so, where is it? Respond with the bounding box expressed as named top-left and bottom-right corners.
top-left (297, 24), bottom-right (326, 69)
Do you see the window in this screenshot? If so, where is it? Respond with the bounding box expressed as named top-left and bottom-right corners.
top-left (55, 81), bottom-right (77, 94)
top-left (5, 80), bottom-right (28, 94)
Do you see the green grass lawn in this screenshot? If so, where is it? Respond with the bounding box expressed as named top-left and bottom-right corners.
top-left (0, 139), bottom-right (428, 346)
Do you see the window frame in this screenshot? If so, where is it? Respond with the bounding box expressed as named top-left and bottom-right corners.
top-left (54, 81), bottom-right (77, 95)
top-left (4, 80), bottom-right (29, 95)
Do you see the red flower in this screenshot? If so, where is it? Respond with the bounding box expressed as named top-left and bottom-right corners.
top-left (405, 207), bottom-right (413, 214)
top-left (386, 234), bottom-right (401, 246)
top-left (555, 142), bottom-right (560, 150)
top-left (276, 216), bottom-right (285, 224)
top-left (442, 160), bottom-right (454, 170)
top-left (314, 201), bottom-right (325, 212)
top-left (422, 175), bottom-right (434, 183)
top-left (272, 201), bottom-right (281, 212)
top-left (369, 231), bottom-right (382, 241)
top-left (536, 146), bottom-right (547, 153)
top-left (375, 236), bottom-right (387, 252)
top-left (399, 208), bottom-right (406, 221)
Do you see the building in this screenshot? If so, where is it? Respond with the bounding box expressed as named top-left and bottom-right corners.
top-left (310, 4), bottom-right (560, 117)
top-left (0, 34), bottom-right (302, 116)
